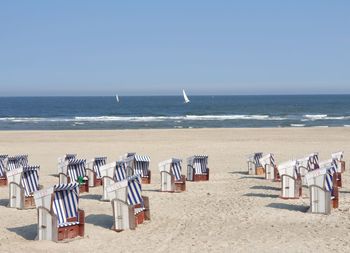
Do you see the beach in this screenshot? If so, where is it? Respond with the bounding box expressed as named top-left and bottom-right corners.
top-left (0, 127), bottom-right (350, 252)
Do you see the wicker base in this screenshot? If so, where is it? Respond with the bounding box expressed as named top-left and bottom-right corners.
top-left (79, 184), bottom-right (89, 193)
top-left (193, 174), bottom-right (209, 181)
top-left (336, 173), bottom-right (342, 188)
top-left (340, 161), bottom-right (345, 173)
top-left (57, 224), bottom-right (84, 241)
top-left (24, 196), bottom-right (36, 209)
top-left (135, 211), bottom-right (145, 225)
top-left (332, 187), bottom-right (339, 209)
top-left (141, 177), bottom-right (151, 184)
top-left (256, 167), bottom-right (265, 176)
top-left (0, 177), bottom-right (7, 187)
top-left (175, 181), bottom-right (186, 192)
top-left (94, 178), bottom-right (103, 187)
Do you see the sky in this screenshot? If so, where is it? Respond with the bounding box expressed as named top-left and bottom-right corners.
top-left (0, 1), bottom-right (349, 96)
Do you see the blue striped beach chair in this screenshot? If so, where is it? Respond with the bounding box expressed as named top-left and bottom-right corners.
top-left (0, 155), bottom-right (8, 186)
top-left (57, 153), bottom-right (77, 174)
top-left (6, 154), bottom-right (29, 171)
top-left (187, 155), bottom-right (209, 181)
top-left (331, 151), bottom-right (345, 187)
top-left (305, 162), bottom-right (338, 214)
top-left (159, 158), bottom-right (186, 192)
top-left (86, 156), bottom-right (107, 187)
top-left (318, 159), bottom-right (339, 208)
top-left (277, 160), bottom-right (302, 199)
top-left (100, 161), bottom-right (128, 201)
top-left (7, 165), bottom-right (40, 209)
top-left (132, 155), bottom-right (151, 184)
top-left (259, 153), bottom-right (279, 181)
top-left (247, 152), bottom-right (264, 175)
top-left (59, 159), bottom-right (89, 193)
top-left (34, 183), bottom-right (85, 241)
top-left (106, 175), bottom-right (150, 231)
top-left (296, 153), bottom-right (319, 186)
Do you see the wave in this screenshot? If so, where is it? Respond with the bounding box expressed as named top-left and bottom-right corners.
top-left (290, 124), bottom-right (305, 127)
top-left (303, 114), bottom-right (350, 121)
top-left (0, 115), bottom-right (288, 123)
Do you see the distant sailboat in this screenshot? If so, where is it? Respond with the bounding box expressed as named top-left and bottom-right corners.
top-left (115, 94), bottom-right (119, 103)
top-left (182, 89), bottom-right (190, 104)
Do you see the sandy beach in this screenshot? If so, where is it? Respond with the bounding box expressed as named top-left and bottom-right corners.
top-left (0, 127), bottom-right (350, 253)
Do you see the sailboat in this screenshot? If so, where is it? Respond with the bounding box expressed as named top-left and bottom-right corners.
top-left (115, 94), bottom-right (119, 103)
top-left (182, 89), bottom-right (190, 104)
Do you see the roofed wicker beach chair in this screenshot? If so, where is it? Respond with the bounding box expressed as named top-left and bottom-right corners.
top-left (259, 153), bottom-right (279, 181)
top-left (331, 151), bottom-right (344, 187)
top-left (318, 159), bottom-right (339, 208)
top-left (159, 158), bottom-right (186, 192)
top-left (7, 165), bottom-right (41, 209)
top-left (86, 156), bottom-right (107, 187)
top-left (57, 153), bottom-right (77, 175)
top-left (305, 163), bottom-right (337, 214)
top-left (187, 155), bottom-right (209, 181)
top-left (0, 155), bottom-right (8, 186)
top-left (34, 183), bottom-right (85, 241)
top-left (6, 154), bottom-right (29, 171)
top-left (106, 175), bottom-right (150, 231)
top-left (278, 160), bottom-right (302, 199)
top-left (297, 153), bottom-right (319, 186)
top-left (58, 159), bottom-right (89, 193)
top-left (132, 155), bottom-right (151, 184)
top-left (100, 161), bottom-right (128, 201)
top-left (247, 152), bottom-right (264, 175)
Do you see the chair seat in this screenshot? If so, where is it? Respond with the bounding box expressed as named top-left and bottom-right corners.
top-left (58, 221), bottom-right (80, 228)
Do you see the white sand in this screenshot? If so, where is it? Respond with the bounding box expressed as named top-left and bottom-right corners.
top-left (0, 128), bottom-right (350, 252)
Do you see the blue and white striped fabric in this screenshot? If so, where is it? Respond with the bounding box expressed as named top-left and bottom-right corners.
top-left (0, 155), bottom-right (8, 177)
top-left (21, 166), bottom-right (40, 197)
top-left (65, 154), bottom-right (77, 161)
top-left (93, 157), bottom-right (107, 179)
top-left (127, 176), bottom-right (143, 205)
top-left (270, 154), bottom-right (276, 167)
top-left (115, 162), bottom-right (127, 182)
top-left (7, 155), bottom-right (28, 171)
top-left (254, 153), bottom-right (263, 166)
top-left (172, 161), bottom-right (182, 181)
top-left (325, 173), bottom-right (333, 192)
top-left (193, 155), bottom-right (208, 175)
top-left (134, 155), bottom-right (150, 177)
top-left (67, 159), bottom-right (86, 182)
top-left (310, 153), bottom-right (319, 170)
top-left (52, 183), bottom-right (79, 227)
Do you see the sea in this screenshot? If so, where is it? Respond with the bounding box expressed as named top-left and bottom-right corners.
top-left (0, 95), bottom-right (349, 130)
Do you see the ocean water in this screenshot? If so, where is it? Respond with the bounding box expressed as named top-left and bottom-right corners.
top-left (0, 95), bottom-right (350, 130)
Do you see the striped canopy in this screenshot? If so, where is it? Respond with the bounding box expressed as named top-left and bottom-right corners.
top-left (21, 165), bottom-right (40, 197)
top-left (7, 155), bottom-right (28, 171)
top-left (134, 155), bottom-right (150, 177)
top-left (127, 176), bottom-right (143, 205)
top-left (115, 161), bottom-right (127, 182)
top-left (0, 155), bottom-right (8, 177)
top-left (134, 155), bottom-right (151, 162)
top-left (67, 159), bottom-right (86, 182)
top-left (93, 157), bottom-right (107, 178)
top-left (188, 155), bottom-right (208, 175)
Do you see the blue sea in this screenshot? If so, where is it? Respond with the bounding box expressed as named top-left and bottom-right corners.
top-left (0, 95), bottom-right (350, 130)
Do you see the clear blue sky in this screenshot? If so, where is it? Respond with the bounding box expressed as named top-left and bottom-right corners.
top-left (0, 1), bottom-right (349, 96)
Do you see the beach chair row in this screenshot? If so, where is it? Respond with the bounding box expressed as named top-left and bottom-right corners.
top-left (246, 151), bottom-right (345, 214)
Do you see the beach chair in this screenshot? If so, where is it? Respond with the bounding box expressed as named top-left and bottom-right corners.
top-left (318, 159), bottom-right (339, 208)
top-left (187, 155), bottom-right (209, 181)
top-left (6, 154), bottom-right (29, 171)
top-left (34, 183), bottom-right (85, 241)
top-left (259, 153), bottom-right (279, 181)
top-left (100, 161), bottom-right (127, 201)
top-left (305, 164), bottom-right (337, 214)
top-left (57, 154), bottom-right (77, 174)
top-left (86, 156), bottom-right (107, 187)
top-left (106, 175), bottom-right (150, 231)
top-left (8, 165), bottom-right (40, 209)
top-left (331, 151), bottom-right (344, 187)
top-left (58, 159), bottom-right (89, 193)
top-left (159, 158), bottom-right (186, 192)
top-left (278, 160), bottom-right (302, 199)
top-left (247, 152), bottom-right (264, 175)
top-left (0, 155), bottom-right (8, 186)
top-left (128, 154), bottom-right (151, 184)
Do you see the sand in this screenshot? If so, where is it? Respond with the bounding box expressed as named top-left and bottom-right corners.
top-left (0, 128), bottom-right (350, 253)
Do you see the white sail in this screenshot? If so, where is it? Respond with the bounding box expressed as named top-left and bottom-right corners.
top-left (116, 94), bottom-right (119, 103)
top-left (182, 89), bottom-right (190, 104)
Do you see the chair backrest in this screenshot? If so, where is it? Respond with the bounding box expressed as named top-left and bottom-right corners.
top-left (21, 166), bottom-right (40, 196)
top-left (7, 155), bottom-right (28, 171)
top-left (0, 155), bottom-right (8, 177)
top-left (92, 157), bottom-right (107, 178)
top-left (278, 160), bottom-right (298, 178)
top-left (134, 155), bottom-right (151, 177)
top-left (67, 159), bottom-right (86, 182)
top-left (188, 155), bottom-right (208, 175)
top-left (159, 158), bottom-right (182, 181)
top-left (115, 161), bottom-right (127, 182)
top-left (259, 153), bottom-right (275, 168)
top-left (247, 152), bottom-right (263, 166)
top-left (52, 183), bottom-right (79, 226)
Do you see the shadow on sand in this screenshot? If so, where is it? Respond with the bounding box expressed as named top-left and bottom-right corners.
top-left (243, 193), bottom-right (279, 198)
top-left (0, 199), bottom-right (9, 207)
top-left (250, 185), bottom-right (280, 191)
top-left (7, 224), bottom-right (37, 240)
top-left (266, 203), bottom-right (309, 213)
top-left (86, 214), bottom-right (113, 229)
top-left (239, 176), bottom-right (265, 180)
top-left (80, 194), bottom-right (102, 201)
top-left (228, 171), bottom-right (248, 175)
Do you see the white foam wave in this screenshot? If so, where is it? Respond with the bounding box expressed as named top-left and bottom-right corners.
top-left (290, 124), bottom-right (305, 127)
top-left (303, 114), bottom-right (349, 121)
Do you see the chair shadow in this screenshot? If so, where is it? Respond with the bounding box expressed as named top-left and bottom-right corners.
top-left (239, 176), bottom-right (265, 180)
top-left (48, 173), bottom-right (59, 178)
top-left (340, 190), bottom-right (350, 194)
top-left (7, 224), bottom-right (37, 240)
top-left (80, 194), bottom-right (101, 201)
top-left (142, 189), bottom-right (160, 192)
top-left (228, 171), bottom-right (248, 175)
top-left (86, 214), bottom-right (113, 229)
top-left (0, 199), bottom-right (9, 207)
top-left (250, 185), bottom-right (280, 191)
top-left (266, 203), bottom-right (309, 213)
top-left (243, 193), bottom-right (279, 198)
